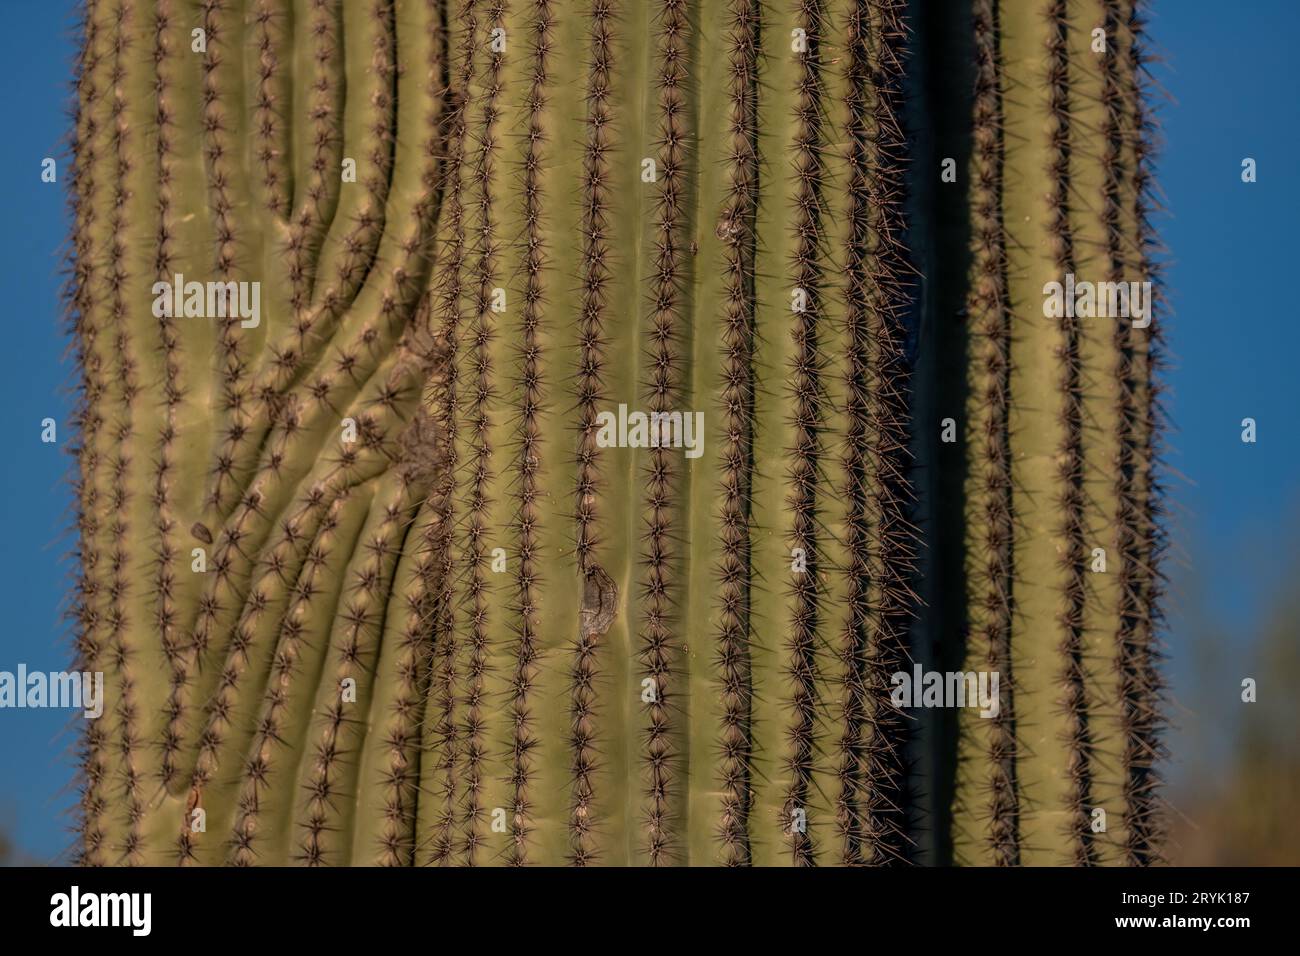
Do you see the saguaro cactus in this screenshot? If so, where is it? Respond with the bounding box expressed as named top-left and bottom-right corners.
top-left (65, 0), bottom-right (1163, 866)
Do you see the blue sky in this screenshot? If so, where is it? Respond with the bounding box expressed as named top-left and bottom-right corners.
top-left (1156, 0), bottom-right (1300, 587)
top-left (0, 1), bottom-right (82, 861)
top-left (1150, 0), bottom-right (1300, 789)
top-left (0, 0), bottom-right (1296, 861)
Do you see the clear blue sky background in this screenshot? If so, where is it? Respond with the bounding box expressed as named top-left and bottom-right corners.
top-left (0, 0), bottom-right (1296, 861)
top-left (1, 1), bottom-right (84, 861)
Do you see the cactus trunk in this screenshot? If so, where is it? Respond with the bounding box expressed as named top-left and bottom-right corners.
top-left (65, 0), bottom-right (1164, 865)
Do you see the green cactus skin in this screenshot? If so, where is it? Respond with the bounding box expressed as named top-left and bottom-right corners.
top-left (65, 0), bottom-right (1163, 865)
top-left (942, 0), bottom-right (1165, 866)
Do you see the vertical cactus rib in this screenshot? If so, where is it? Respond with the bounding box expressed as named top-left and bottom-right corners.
top-left (417, 438), bottom-right (460, 868)
top-left (157, 0), bottom-right (222, 796)
top-left (747, 0), bottom-right (800, 868)
top-left (104, 0), bottom-right (141, 864)
top-left (252, 0), bottom-right (293, 220)
top-left (200, 0), bottom-right (261, 518)
top-left (568, 0), bottom-right (615, 866)
top-left (167, 10), bottom-right (300, 789)
top-left (801, 0), bottom-right (855, 872)
top-left (311, 0), bottom-right (396, 319)
top-left (451, 0), bottom-right (504, 865)
top-left (348, 0), bottom-right (451, 867)
top-left (68, 0), bottom-right (113, 866)
top-left (103, 0), bottom-right (171, 864)
top-left (132, 0), bottom-right (185, 861)
top-left (986, 0), bottom-right (1070, 865)
top-left (504, 0), bottom-right (554, 867)
top-left (712, 0), bottom-right (760, 867)
top-left (838, 0), bottom-right (914, 867)
top-left (403, 0), bottom-right (455, 868)
top-left (1063, 0), bottom-right (1126, 867)
top-left (204, 0), bottom-right (288, 496)
top-left (953, 0), bottom-right (1019, 867)
top-left (506, 0), bottom-right (589, 868)
top-left (421, 0), bottom-right (478, 866)
top-left (836, 0), bottom-right (873, 868)
top-left (288, 0), bottom-right (345, 316)
top-left (146, 0), bottom-right (230, 861)
top-left (635, 0), bottom-right (690, 866)
top-left (783, 0), bottom-right (829, 867)
top-left (469, 0), bottom-right (526, 858)
top-left (1095, 0), bottom-right (1137, 862)
top-left (149, 0), bottom-right (187, 787)
top-left (1117, 0), bottom-right (1167, 864)
top-left (1081, 0), bottom-right (1133, 868)
top-left (1044, 0), bottom-right (1096, 866)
